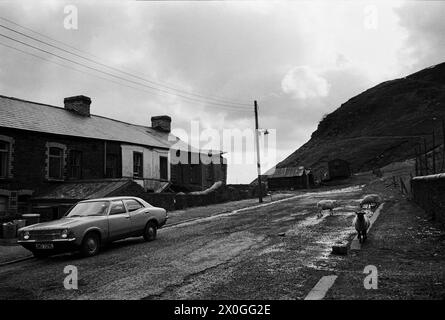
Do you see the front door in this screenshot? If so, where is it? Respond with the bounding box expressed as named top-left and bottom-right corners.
top-left (107, 200), bottom-right (132, 240)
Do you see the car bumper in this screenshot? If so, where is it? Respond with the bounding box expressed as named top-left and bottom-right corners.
top-left (18, 238), bottom-right (78, 254)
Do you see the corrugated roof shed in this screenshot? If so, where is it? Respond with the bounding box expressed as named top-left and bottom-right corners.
top-left (267, 166), bottom-right (307, 178)
top-left (33, 179), bottom-right (137, 201)
top-left (0, 95), bottom-right (170, 149)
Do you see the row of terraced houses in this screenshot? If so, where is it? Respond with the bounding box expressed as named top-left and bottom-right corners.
top-left (0, 94), bottom-right (227, 218)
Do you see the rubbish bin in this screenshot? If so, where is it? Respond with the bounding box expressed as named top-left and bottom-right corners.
top-left (2, 222), bottom-right (16, 239)
top-left (13, 219), bottom-right (26, 236)
top-left (22, 214), bottom-right (40, 226)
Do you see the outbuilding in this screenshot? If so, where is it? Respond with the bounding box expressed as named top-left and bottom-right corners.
top-left (266, 166), bottom-right (314, 191)
top-left (328, 159), bottom-right (351, 180)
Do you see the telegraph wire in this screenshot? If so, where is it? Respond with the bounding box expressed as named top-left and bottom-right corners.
top-left (0, 19), bottom-right (251, 107)
top-left (0, 40), bottom-right (252, 113)
top-left (0, 41), bottom-right (251, 113)
top-left (0, 32), bottom-right (252, 110)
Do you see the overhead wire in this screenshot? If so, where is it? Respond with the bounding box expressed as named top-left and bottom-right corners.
top-left (0, 31), bottom-right (252, 111)
top-left (0, 19), bottom-right (251, 107)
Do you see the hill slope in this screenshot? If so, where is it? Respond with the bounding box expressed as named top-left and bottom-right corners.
top-left (276, 62), bottom-right (445, 178)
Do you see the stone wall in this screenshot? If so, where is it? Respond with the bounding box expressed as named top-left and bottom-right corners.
top-left (412, 173), bottom-right (445, 225)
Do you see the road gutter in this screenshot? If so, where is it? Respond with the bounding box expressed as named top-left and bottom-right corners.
top-left (350, 202), bottom-right (385, 250)
top-left (0, 255), bottom-right (34, 267)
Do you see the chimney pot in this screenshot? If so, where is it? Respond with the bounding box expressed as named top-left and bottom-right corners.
top-left (151, 115), bottom-right (171, 133)
top-left (64, 95), bottom-right (91, 117)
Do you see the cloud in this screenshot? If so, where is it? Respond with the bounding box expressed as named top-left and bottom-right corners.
top-left (0, 0), bottom-right (439, 184)
top-left (281, 66), bottom-right (330, 100)
top-left (395, 1), bottom-right (445, 72)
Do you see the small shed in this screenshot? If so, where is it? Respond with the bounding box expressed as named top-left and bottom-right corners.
top-left (328, 159), bottom-right (351, 180)
top-left (266, 167), bottom-right (314, 191)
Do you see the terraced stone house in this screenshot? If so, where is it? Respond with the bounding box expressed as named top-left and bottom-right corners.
top-left (0, 94), bottom-right (227, 219)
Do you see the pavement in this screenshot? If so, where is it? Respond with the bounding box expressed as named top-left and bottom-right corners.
top-left (0, 243), bottom-right (32, 265)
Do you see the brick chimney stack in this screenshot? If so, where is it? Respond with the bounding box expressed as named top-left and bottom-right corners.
top-left (64, 95), bottom-right (91, 117)
top-left (151, 115), bottom-right (171, 133)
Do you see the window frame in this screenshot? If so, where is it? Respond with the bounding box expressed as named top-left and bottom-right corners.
top-left (159, 156), bottom-right (168, 180)
top-left (46, 142), bottom-right (66, 181)
top-left (0, 141), bottom-right (9, 179)
top-left (108, 200), bottom-right (127, 215)
top-left (106, 153), bottom-right (118, 178)
top-left (68, 150), bottom-right (82, 180)
top-left (133, 151), bottom-right (143, 179)
top-left (0, 135), bottom-right (14, 179)
top-left (123, 199), bottom-right (144, 212)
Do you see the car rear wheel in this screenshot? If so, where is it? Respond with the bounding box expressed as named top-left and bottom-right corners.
top-left (81, 233), bottom-right (100, 257)
top-left (143, 222), bottom-right (157, 242)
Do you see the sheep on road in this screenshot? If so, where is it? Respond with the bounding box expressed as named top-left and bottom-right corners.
top-left (353, 210), bottom-right (371, 243)
top-left (360, 194), bottom-right (382, 210)
top-left (316, 200), bottom-right (337, 218)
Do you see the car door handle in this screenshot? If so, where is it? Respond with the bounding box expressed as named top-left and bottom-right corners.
top-left (125, 216), bottom-right (131, 219)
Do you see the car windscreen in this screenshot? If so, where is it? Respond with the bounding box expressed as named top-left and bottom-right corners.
top-left (66, 201), bottom-right (110, 217)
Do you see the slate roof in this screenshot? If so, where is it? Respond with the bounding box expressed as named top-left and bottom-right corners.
top-left (32, 179), bottom-right (137, 201)
top-left (0, 95), bottom-right (170, 149)
top-left (266, 166), bottom-right (309, 178)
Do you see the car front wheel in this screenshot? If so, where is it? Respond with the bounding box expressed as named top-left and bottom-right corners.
top-left (143, 222), bottom-right (157, 242)
top-left (81, 233), bottom-right (100, 257)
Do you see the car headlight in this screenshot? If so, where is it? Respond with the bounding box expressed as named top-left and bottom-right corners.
top-left (61, 229), bottom-right (69, 239)
top-left (23, 231), bottom-right (30, 240)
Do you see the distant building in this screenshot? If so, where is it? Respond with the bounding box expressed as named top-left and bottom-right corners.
top-left (266, 166), bottom-right (314, 190)
top-left (328, 159), bottom-right (351, 180)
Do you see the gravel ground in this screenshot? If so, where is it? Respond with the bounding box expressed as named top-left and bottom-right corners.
top-left (326, 179), bottom-right (445, 299)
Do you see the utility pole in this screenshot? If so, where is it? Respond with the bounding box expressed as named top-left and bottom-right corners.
top-left (424, 138), bottom-right (428, 175)
top-left (415, 144), bottom-right (419, 176)
top-left (254, 100), bottom-right (263, 203)
top-left (432, 129), bottom-right (436, 174)
top-left (441, 118), bottom-right (445, 171)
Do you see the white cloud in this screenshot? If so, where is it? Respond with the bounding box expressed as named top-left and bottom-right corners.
top-left (281, 66), bottom-right (330, 100)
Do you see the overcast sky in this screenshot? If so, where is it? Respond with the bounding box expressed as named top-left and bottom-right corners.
top-left (0, 0), bottom-right (444, 183)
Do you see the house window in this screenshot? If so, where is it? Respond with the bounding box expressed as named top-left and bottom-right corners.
top-left (0, 141), bottom-right (9, 179)
top-left (106, 154), bottom-right (118, 178)
top-left (0, 196), bottom-right (8, 214)
top-left (160, 156), bottom-right (168, 180)
top-left (133, 152), bottom-right (143, 178)
top-left (69, 150), bottom-right (82, 179)
top-left (48, 147), bottom-right (64, 179)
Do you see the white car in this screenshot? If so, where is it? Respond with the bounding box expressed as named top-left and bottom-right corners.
top-left (18, 196), bottom-right (168, 257)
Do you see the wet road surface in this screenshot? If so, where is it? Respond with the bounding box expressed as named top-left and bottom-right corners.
top-left (0, 185), bottom-right (366, 300)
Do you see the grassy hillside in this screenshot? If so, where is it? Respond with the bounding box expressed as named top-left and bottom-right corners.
top-left (276, 63), bottom-right (445, 179)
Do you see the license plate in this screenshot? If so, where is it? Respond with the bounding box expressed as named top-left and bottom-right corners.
top-left (36, 243), bottom-right (54, 250)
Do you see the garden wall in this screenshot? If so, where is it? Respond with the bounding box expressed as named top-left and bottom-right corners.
top-left (412, 173), bottom-right (445, 225)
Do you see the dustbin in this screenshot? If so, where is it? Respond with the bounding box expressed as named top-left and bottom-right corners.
top-left (2, 222), bottom-right (16, 239)
top-left (22, 214), bottom-right (40, 226)
top-left (13, 219), bottom-right (26, 236)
